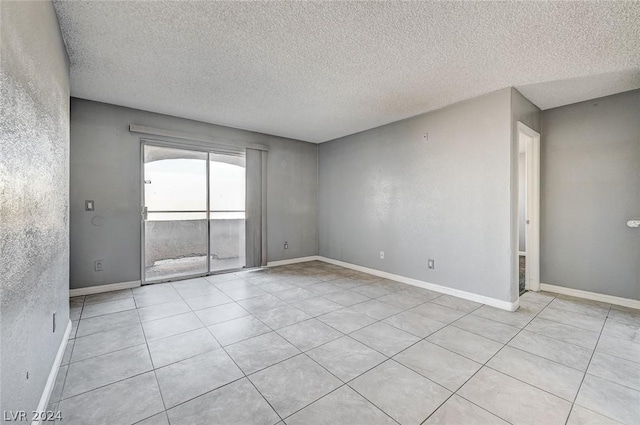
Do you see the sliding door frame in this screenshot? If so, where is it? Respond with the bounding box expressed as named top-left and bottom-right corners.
top-left (140, 138), bottom-right (247, 285)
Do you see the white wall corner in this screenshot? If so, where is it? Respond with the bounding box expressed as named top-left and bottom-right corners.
top-left (32, 320), bottom-right (71, 425)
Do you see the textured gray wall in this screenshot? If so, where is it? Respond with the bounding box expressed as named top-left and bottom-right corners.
top-left (319, 89), bottom-right (515, 302)
top-left (541, 90), bottom-right (640, 300)
top-left (70, 99), bottom-right (318, 289)
top-left (0, 0), bottom-right (70, 415)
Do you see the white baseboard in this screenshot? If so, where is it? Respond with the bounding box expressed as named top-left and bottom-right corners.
top-left (266, 256), bottom-right (322, 267)
top-left (69, 280), bottom-right (141, 297)
top-left (32, 320), bottom-right (71, 425)
top-left (540, 283), bottom-right (640, 310)
top-left (273, 255), bottom-right (517, 311)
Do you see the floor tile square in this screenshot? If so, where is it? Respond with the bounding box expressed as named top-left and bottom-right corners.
top-left (293, 297), bottom-right (342, 317)
top-left (208, 315), bottom-right (272, 346)
top-left (487, 346), bottom-right (584, 401)
top-left (549, 296), bottom-right (610, 319)
top-left (377, 290), bottom-right (428, 309)
top-left (427, 326), bottom-right (503, 363)
top-left (285, 385), bottom-right (395, 425)
top-left (383, 311), bottom-right (446, 337)
top-left (277, 319), bottom-right (342, 351)
top-left (307, 336), bottom-right (386, 382)
top-left (508, 330), bottom-right (593, 371)
top-left (238, 294), bottom-right (288, 313)
top-left (254, 305), bottom-right (311, 329)
top-left (75, 309), bottom-right (140, 339)
top-left (607, 306), bottom-right (640, 327)
top-left (324, 290), bottom-right (371, 307)
top-left (458, 367), bottom-right (572, 425)
top-left (602, 318), bottom-right (640, 343)
top-left (394, 340), bottom-right (481, 391)
top-left (226, 332), bottom-right (300, 374)
top-left (350, 322), bottom-right (420, 356)
top-left (587, 351), bottom-right (640, 391)
top-left (155, 349), bottom-right (243, 408)
top-left (142, 312), bottom-right (204, 341)
top-left (58, 372), bottom-right (163, 425)
top-left (147, 328), bottom-right (220, 368)
top-left (575, 374), bottom-right (640, 425)
top-left (71, 324), bottom-right (145, 362)
top-left (62, 344), bottom-right (152, 399)
top-left (272, 287), bottom-right (315, 303)
top-left (307, 282), bottom-right (343, 296)
top-left (137, 300), bottom-right (190, 322)
top-left (166, 378), bottom-right (279, 425)
top-left (194, 302), bottom-right (250, 326)
top-left (350, 299), bottom-right (403, 320)
top-left (350, 283), bottom-right (394, 299)
top-left (424, 394), bottom-right (509, 425)
top-left (566, 405), bottom-right (622, 425)
top-left (183, 291), bottom-right (233, 310)
top-left (596, 334), bottom-right (640, 364)
top-left (350, 360), bottom-right (451, 424)
top-left (250, 354), bottom-right (342, 418)
top-left (316, 308), bottom-right (377, 334)
top-left (525, 317), bottom-right (600, 349)
top-left (411, 302), bottom-right (467, 323)
top-left (538, 306), bottom-right (605, 332)
top-left (81, 298), bottom-right (137, 319)
top-left (452, 314), bottom-right (520, 344)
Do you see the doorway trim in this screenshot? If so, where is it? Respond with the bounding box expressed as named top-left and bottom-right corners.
top-left (517, 121), bottom-right (541, 292)
top-left (140, 138), bottom-right (248, 285)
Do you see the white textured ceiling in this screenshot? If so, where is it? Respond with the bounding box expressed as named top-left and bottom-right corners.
top-left (53, 1), bottom-right (640, 143)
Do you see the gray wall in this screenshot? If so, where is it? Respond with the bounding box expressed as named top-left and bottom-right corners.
top-left (541, 89), bottom-right (640, 300)
top-left (319, 89), bottom-right (516, 302)
top-left (70, 99), bottom-right (318, 289)
top-left (0, 0), bottom-right (70, 414)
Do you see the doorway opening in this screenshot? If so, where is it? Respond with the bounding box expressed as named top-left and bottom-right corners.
top-left (517, 122), bottom-right (541, 294)
top-left (142, 142), bottom-right (246, 284)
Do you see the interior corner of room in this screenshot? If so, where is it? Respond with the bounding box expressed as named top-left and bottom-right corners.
top-left (2, 1), bottom-right (639, 423)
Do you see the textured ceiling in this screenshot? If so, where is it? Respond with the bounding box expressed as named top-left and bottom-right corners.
top-left (53, 1), bottom-right (640, 143)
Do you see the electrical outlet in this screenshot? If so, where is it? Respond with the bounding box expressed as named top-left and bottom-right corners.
top-left (284, 241), bottom-right (289, 250)
top-left (380, 251), bottom-right (385, 260)
top-left (428, 259), bottom-right (435, 269)
top-left (94, 260), bottom-right (104, 272)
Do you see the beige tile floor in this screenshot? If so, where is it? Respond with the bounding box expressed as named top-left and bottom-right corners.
top-left (51, 261), bottom-right (640, 425)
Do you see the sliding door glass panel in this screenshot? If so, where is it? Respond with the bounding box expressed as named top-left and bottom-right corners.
top-left (143, 145), bottom-right (208, 282)
top-left (209, 153), bottom-right (246, 272)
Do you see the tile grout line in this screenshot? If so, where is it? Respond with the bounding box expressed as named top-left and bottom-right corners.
top-left (562, 303), bottom-right (613, 425)
top-left (178, 276), bottom-right (288, 425)
top-left (63, 266), bottom-right (638, 425)
top-left (423, 291), bottom-right (561, 425)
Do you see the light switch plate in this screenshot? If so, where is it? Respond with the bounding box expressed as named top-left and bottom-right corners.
top-left (85, 200), bottom-right (95, 211)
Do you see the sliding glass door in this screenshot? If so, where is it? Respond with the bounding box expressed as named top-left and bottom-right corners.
top-left (142, 143), bottom-right (246, 283)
